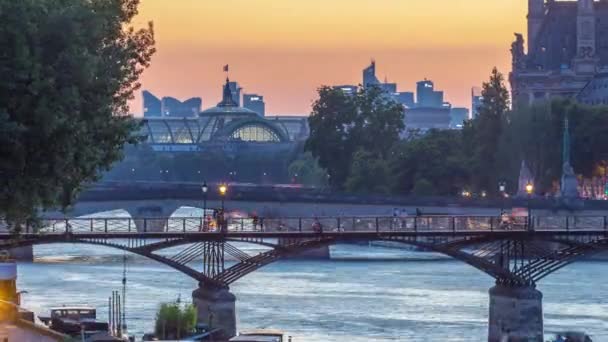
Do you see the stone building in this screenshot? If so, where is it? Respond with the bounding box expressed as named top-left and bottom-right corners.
top-left (510, 0), bottom-right (608, 108)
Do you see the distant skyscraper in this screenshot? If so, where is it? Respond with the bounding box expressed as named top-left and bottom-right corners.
top-left (450, 107), bottom-right (469, 128)
top-left (228, 81), bottom-right (242, 106)
top-left (395, 92), bottom-right (415, 108)
top-left (161, 97), bottom-right (202, 117)
top-left (363, 60), bottom-right (380, 89)
top-left (416, 80), bottom-right (443, 108)
top-left (471, 87), bottom-right (483, 118)
top-left (334, 85), bottom-right (358, 96)
top-left (143, 90), bottom-right (201, 117)
top-left (243, 94), bottom-right (266, 116)
top-left (143, 90), bottom-right (162, 117)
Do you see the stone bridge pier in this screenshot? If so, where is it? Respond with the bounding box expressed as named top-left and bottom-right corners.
top-left (192, 284), bottom-right (237, 339)
top-left (488, 284), bottom-right (543, 342)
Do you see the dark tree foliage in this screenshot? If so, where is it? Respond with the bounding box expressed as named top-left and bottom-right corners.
top-left (306, 85), bottom-right (404, 190)
top-left (390, 130), bottom-right (469, 196)
top-left (0, 0), bottom-right (155, 229)
top-left (305, 86), bottom-right (357, 189)
top-left (345, 149), bottom-right (391, 194)
top-left (497, 99), bottom-right (608, 194)
top-left (467, 67), bottom-right (510, 194)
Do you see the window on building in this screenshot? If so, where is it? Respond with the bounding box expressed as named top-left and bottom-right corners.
top-left (230, 124), bottom-right (281, 142)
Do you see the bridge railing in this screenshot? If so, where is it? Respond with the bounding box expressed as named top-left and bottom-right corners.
top-left (12, 215), bottom-right (608, 235)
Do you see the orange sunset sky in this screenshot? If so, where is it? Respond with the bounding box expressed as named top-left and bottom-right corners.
top-left (132, 0), bottom-right (527, 115)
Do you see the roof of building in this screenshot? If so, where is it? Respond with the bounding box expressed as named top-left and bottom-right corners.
top-left (200, 78), bottom-right (258, 116)
top-left (527, 1), bottom-right (608, 71)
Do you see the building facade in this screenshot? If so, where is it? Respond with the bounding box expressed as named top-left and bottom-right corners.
top-left (510, 0), bottom-right (608, 108)
top-left (243, 94), bottom-right (266, 116)
top-left (142, 91), bottom-right (202, 118)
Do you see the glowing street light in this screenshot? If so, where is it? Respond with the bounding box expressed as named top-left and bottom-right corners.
top-left (525, 183), bottom-right (534, 195)
top-left (525, 182), bottom-right (534, 230)
top-left (219, 184), bottom-right (227, 211)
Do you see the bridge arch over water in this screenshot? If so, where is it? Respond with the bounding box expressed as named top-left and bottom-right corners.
top-left (3, 215), bottom-right (608, 341)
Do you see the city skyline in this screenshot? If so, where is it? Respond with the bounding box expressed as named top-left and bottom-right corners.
top-left (132, 0), bottom-right (527, 115)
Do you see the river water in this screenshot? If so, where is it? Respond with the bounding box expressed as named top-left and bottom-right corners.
top-left (13, 209), bottom-right (608, 341)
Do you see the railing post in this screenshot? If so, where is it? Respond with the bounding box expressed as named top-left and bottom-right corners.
top-left (260, 218), bottom-right (264, 232)
top-left (376, 217), bottom-right (379, 233)
top-left (241, 218), bottom-right (244, 231)
top-left (452, 217), bottom-right (456, 233)
top-left (104, 219), bottom-right (108, 233)
top-left (490, 217), bottom-right (494, 231)
top-left (414, 217), bottom-right (418, 232)
top-left (604, 216), bottom-right (607, 231)
top-left (144, 219), bottom-right (147, 233)
top-left (90, 219), bottom-right (94, 232)
top-left (128, 219), bottom-right (131, 233)
top-left (299, 218), bottom-right (302, 232)
top-left (566, 216), bottom-right (569, 232)
top-left (389, 218), bottom-right (393, 231)
top-left (337, 218), bottom-right (341, 232)
top-left (65, 219), bottom-right (69, 234)
top-left (183, 219), bottom-right (186, 233)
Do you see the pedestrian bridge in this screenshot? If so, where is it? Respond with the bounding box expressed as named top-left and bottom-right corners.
top-left (2, 215), bottom-right (607, 341)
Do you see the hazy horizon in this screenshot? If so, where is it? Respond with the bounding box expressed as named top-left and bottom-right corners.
top-left (130, 0), bottom-right (527, 116)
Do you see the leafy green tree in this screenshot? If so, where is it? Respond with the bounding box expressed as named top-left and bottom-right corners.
top-left (468, 67), bottom-right (510, 194)
top-left (0, 0), bottom-right (155, 230)
top-left (495, 98), bottom-right (608, 195)
top-left (305, 86), bottom-right (357, 189)
top-left (287, 152), bottom-right (328, 187)
top-left (390, 130), bottom-right (469, 196)
top-left (306, 85), bottom-right (404, 190)
top-left (154, 302), bottom-right (197, 339)
top-left (344, 149), bottom-right (391, 194)
top-left (352, 86), bottom-right (405, 158)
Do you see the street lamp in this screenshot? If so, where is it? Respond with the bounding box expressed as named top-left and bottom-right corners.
top-left (498, 181), bottom-right (507, 214)
top-left (526, 182), bottom-right (534, 230)
top-left (219, 184), bottom-right (227, 211)
top-left (201, 181), bottom-right (208, 222)
top-left (218, 184), bottom-right (228, 234)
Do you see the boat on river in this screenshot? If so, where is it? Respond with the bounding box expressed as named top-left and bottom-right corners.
top-left (39, 306), bottom-right (130, 341)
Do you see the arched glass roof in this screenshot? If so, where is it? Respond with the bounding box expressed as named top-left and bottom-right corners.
top-left (140, 116), bottom-right (308, 145)
top-left (229, 124), bottom-right (282, 142)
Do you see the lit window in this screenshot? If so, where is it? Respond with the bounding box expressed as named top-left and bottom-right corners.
top-left (230, 124), bottom-right (281, 142)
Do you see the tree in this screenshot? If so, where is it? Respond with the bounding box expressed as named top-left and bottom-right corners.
top-left (0, 0), bottom-right (155, 230)
top-left (468, 67), bottom-right (510, 194)
top-left (154, 302), bottom-right (197, 339)
top-left (390, 130), bottom-right (469, 196)
top-left (306, 85), bottom-right (405, 190)
top-left (352, 86), bottom-right (405, 158)
top-left (287, 152), bottom-right (328, 187)
top-left (305, 86), bottom-right (357, 189)
top-left (495, 98), bottom-right (608, 195)
top-left (344, 149), bottom-right (391, 194)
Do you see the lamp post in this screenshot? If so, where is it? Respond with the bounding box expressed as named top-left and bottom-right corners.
top-left (498, 181), bottom-right (506, 214)
top-left (201, 181), bottom-right (208, 222)
top-left (219, 184), bottom-right (227, 211)
top-left (218, 184), bottom-right (227, 233)
top-left (526, 182), bottom-right (534, 230)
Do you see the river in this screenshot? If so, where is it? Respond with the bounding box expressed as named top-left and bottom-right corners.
top-left (15, 241), bottom-right (608, 342)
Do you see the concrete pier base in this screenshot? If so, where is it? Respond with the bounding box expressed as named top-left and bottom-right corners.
top-left (7, 246), bottom-right (33, 262)
top-left (488, 285), bottom-right (543, 342)
top-left (192, 285), bottom-right (236, 339)
top-left (277, 238), bottom-right (330, 260)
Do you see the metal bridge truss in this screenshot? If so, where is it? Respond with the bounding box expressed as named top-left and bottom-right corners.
top-left (2, 215), bottom-right (607, 289)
